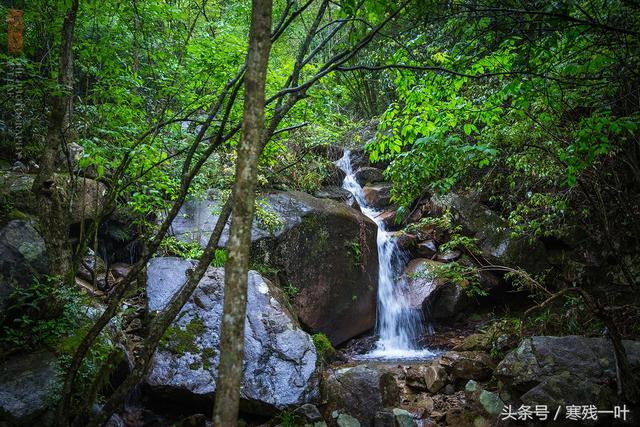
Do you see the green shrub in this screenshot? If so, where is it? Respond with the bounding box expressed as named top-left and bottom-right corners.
top-left (0, 276), bottom-right (84, 353)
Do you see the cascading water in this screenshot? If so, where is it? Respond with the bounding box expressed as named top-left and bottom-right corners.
top-left (336, 150), bottom-right (434, 359)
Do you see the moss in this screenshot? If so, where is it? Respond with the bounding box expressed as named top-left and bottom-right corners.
top-left (159, 316), bottom-right (206, 356)
top-left (300, 215), bottom-right (329, 257)
top-left (312, 332), bottom-right (336, 363)
top-left (201, 346), bottom-right (217, 370)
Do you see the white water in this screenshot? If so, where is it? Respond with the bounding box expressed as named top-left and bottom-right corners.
top-left (336, 150), bottom-right (434, 360)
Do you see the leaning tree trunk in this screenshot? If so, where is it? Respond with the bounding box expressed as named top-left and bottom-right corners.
top-left (212, 0), bottom-right (272, 424)
top-left (32, 0), bottom-right (79, 284)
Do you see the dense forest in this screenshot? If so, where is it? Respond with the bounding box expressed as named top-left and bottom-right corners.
top-left (1, 0), bottom-right (639, 426)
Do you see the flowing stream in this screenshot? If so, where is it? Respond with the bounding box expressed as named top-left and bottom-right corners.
top-left (336, 150), bottom-right (434, 359)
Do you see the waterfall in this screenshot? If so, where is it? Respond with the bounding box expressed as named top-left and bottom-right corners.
top-left (336, 150), bottom-right (434, 359)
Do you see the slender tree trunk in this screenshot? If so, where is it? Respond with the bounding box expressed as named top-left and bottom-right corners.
top-left (212, 0), bottom-right (272, 424)
top-left (32, 0), bottom-right (79, 284)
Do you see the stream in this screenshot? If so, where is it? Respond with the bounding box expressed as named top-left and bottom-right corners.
top-left (336, 150), bottom-right (435, 360)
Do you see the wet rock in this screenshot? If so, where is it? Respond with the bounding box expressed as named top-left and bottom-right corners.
top-left (376, 210), bottom-right (398, 229)
top-left (0, 349), bottom-right (58, 426)
top-left (423, 281), bottom-right (471, 321)
top-left (145, 258), bottom-right (317, 414)
top-left (440, 351), bottom-right (495, 382)
top-left (415, 240), bottom-right (437, 258)
top-left (392, 408), bottom-right (415, 427)
top-left (497, 336), bottom-right (640, 410)
top-left (170, 191), bottom-right (379, 345)
top-left (363, 183), bottom-right (393, 209)
top-left (436, 250), bottom-right (461, 263)
top-left (395, 232), bottom-right (416, 251)
top-left (403, 259), bottom-right (440, 311)
top-left (354, 167), bottom-right (384, 186)
top-left (0, 220), bottom-right (48, 313)
top-left (323, 365), bottom-right (400, 426)
top-left (322, 163), bottom-right (347, 187)
top-left (314, 186), bottom-right (359, 210)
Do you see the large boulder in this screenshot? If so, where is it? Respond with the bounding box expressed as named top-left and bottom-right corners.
top-left (322, 365), bottom-right (400, 426)
top-left (497, 336), bottom-right (640, 410)
top-left (171, 191), bottom-right (379, 345)
top-left (145, 258), bottom-right (318, 414)
top-left (0, 171), bottom-right (106, 223)
top-left (0, 220), bottom-right (48, 315)
top-left (354, 167), bottom-right (384, 186)
top-left (271, 192), bottom-right (378, 345)
top-left (0, 349), bottom-right (59, 426)
top-left (430, 192), bottom-right (548, 273)
top-left (423, 281), bottom-right (471, 320)
top-left (402, 259), bottom-right (440, 311)
top-left (363, 183), bottom-right (392, 209)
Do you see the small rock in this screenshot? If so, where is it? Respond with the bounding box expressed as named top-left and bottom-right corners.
top-left (465, 379), bottom-right (480, 393)
top-left (436, 250), bottom-right (461, 262)
top-left (425, 364), bottom-right (448, 393)
top-left (478, 389), bottom-right (504, 416)
top-left (294, 403), bottom-right (323, 423)
top-left (444, 384), bottom-right (456, 395)
top-left (337, 413), bottom-right (361, 427)
top-left (415, 240), bottom-right (437, 258)
top-left (392, 408), bottom-right (415, 427)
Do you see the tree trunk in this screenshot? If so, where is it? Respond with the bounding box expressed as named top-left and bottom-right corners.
top-left (212, 0), bottom-right (272, 424)
top-left (32, 0), bottom-right (79, 284)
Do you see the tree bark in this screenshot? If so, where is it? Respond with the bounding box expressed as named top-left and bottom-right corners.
top-left (212, 0), bottom-right (272, 424)
top-left (32, 0), bottom-right (79, 283)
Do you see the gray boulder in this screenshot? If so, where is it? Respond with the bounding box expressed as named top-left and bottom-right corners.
top-left (403, 259), bottom-right (440, 311)
top-left (171, 191), bottom-right (379, 346)
top-left (497, 336), bottom-right (640, 410)
top-left (322, 365), bottom-right (400, 426)
top-left (0, 349), bottom-right (58, 426)
top-left (145, 258), bottom-right (318, 414)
